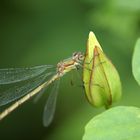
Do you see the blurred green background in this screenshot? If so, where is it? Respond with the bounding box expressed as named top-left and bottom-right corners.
top-left (0, 0), bottom-right (140, 140)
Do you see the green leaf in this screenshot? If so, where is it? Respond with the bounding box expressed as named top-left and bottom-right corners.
top-left (132, 38), bottom-right (140, 85)
top-left (83, 106), bottom-right (140, 140)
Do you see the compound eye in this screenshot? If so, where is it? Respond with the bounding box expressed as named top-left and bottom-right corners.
top-left (79, 54), bottom-right (84, 60)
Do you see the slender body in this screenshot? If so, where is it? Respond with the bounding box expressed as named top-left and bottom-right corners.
top-left (0, 52), bottom-right (84, 121)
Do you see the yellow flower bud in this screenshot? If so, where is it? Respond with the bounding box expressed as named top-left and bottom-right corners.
top-left (83, 32), bottom-right (122, 109)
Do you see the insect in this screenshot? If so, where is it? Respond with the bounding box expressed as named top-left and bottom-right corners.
top-left (0, 31), bottom-right (121, 126)
top-left (0, 52), bottom-right (84, 126)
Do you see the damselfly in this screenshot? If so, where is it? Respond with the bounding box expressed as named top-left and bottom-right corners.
top-left (0, 52), bottom-right (84, 126)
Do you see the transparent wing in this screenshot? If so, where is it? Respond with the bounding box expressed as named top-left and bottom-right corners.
top-left (33, 72), bottom-right (56, 103)
top-left (0, 72), bottom-right (54, 106)
top-left (0, 65), bottom-right (53, 85)
top-left (33, 82), bottom-right (50, 103)
top-left (43, 80), bottom-right (60, 127)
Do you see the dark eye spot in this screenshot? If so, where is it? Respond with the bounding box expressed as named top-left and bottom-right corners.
top-left (73, 52), bottom-right (78, 57)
